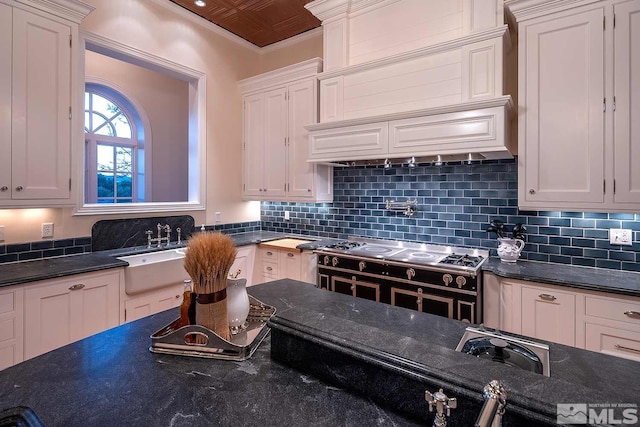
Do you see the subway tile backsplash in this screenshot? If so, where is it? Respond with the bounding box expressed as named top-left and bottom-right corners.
top-left (261, 159), bottom-right (640, 272)
top-left (0, 237), bottom-right (92, 264)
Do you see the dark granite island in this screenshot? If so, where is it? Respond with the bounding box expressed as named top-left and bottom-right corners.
top-left (1, 279), bottom-right (639, 427)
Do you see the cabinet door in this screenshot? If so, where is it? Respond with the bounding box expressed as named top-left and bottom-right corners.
top-left (124, 283), bottom-right (183, 323)
top-left (279, 250), bottom-right (301, 280)
top-left (263, 87), bottom-right (287, 198)
top-left (24, 270), bottom-right (120, 359)
top-left (0, 4), bottom-right (11, 201)
top-left (287, 79), bottom-right (317, 199)
top-left (243, 93), bottom-right (266, 197)
top-left (520, 8), bottom-right (604, 205)
top-left (231, 245), bottom-right (255, 287)
top-left (613, 0), bottom-right (640, 204)
top-left (0, 286), bottom-right (23, 370)
top-left (11, 8), bottom-right (71, 200)
top-left (520, 285), bottom-right (576, 346)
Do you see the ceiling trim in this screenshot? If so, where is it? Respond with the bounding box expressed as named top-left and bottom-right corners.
top-left (260, 27), bottom-right (323, 53)
top-left (149, 0), bottom-right (262, 53)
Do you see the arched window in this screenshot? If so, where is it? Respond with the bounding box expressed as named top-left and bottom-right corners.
top-left (84, 85), bottom-right (147, 203)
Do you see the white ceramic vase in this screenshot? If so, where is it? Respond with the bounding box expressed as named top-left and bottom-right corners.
top-left (226, 278), bottom-right (250, 333)
top-left (497, 238), bottom-right (525, 263)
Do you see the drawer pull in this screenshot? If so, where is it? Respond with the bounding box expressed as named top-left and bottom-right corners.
top-left (287, 252), bottom-right (294, 257)
top-left (266, 251), bottom-right (273, 256)
top-left (266, 266), bottom-right (273, 272)
top-left (624, 311), bottom-right (640, 319)
top-left (614, 344), bottom-right (640, 355)
top-left (538, 293), bottom-right (556, 301)
top-left (69, 284), bottom-right (85, 291)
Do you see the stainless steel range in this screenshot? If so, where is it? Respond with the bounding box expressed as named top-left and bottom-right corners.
top-left (314, 237), bottom-right (489, 323)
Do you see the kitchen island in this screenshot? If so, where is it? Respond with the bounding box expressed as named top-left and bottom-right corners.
top-left (1, 279), bottom-right (639, 426)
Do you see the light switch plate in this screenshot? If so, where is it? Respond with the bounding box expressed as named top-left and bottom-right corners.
top-left (0, 225), bottom-right (4, 242)
top-left (42, 223), bottom-right (54, 238)
top-left (610, 229), bottom-right (632, 246)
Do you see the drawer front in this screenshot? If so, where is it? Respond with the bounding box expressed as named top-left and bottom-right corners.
top-left (0, 291), bottom-right (15, 315)
top-left (585, 295), bottom-right (640, 329)
top-left (262, 262), bottom-right (278, 277)
top-left (0, 318), bottom-right (15, 342)
top-left (585, 323), bottom-right (640, 362)
top-left (261, 249), bottom-right (278, 262)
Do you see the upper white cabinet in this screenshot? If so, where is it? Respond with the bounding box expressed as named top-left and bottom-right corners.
top-left (508, 0), bottom-right (640, 211)
top-left (0, 1), bottom-right (92, 206)
top-left (304, 0), bottom-right (515, 164)
top-left (239, 58), bottom-right (333, 202)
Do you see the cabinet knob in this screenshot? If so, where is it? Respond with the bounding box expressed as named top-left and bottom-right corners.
top-left (15, 186), bottom-right (23, 192)
top-left (287, 252), bottom-right (294, 257)
top-left (332, 257), bottom-right (339, 267)
top-left (538, 293), bottom-right (557, 301)
top-left (69, 284), bottom-right (85, 291)
top-left (175, 295), bottom-right (180, 299)
top-left (266, 266), bottom-right (273, 271)
top-left (529, 189), bottom-right (535, 194)
top-left (266, 251), bottom-right (273, 256)
top-left (259, 189), bottom-right (263, 192)
top-left (0, 186), bottom-right (7, 192)
top-left (307, 189), bottom-right (311, 192)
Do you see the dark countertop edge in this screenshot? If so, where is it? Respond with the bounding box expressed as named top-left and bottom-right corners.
top-left (0, 231), bottom-right (331, 289)
top-left (482, 258), bottom-right (640, 298)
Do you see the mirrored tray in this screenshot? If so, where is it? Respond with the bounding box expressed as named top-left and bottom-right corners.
top-left (149, 295), bottom-right (275, 361)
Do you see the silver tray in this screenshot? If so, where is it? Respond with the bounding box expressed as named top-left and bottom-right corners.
top-left (149, 295), bottom-right (276, 361)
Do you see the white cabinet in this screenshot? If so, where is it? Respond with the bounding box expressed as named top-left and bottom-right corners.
top-left (484, 272), bottom-right (640, 360)
top-left (0, 1), bottom-right (91, 206)
top-left (123, 283), bottom-right (183, 323)
top-left (24, 269), bottom-right (121, 360)
top-left (240, 58), bottom-right (333, 202)
top-left (0, 286), bottom-right (24, 370)
top-left (230, 245), bottom-right (256, 287)
top-left (256, 246), bottom-right (316, 284)
top-left (508, 0), bottom-right (640, 212)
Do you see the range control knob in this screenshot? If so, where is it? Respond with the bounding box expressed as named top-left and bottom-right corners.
top-left (324, 256), bottom-right (330, 266)
top-left (359, 261), bottom-right (366, 271)
top-left (456, 276), bottom-right (467, 289)
top-left (332, 257), bottom-right (339, 267)
top-left (443, 274), bottom-right (453, 286)
top-left (406, 268), bottom-right (416, 280)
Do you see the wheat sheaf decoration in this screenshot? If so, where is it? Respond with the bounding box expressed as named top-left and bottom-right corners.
top-left (184, 232), bottom-right (237, 341)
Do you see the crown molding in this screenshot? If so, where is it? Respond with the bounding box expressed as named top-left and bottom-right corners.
top-left (12, 0), bottom-right (94, 23)
top-left (505, 0), bottom-right (603, 22)
top-left (238, 58), bottom-right (322, 93)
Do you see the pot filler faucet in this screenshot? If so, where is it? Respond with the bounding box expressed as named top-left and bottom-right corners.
top-left (145, 223), bottom-right (181, 248)
top-left (425, 380), bottom-right (507, 427)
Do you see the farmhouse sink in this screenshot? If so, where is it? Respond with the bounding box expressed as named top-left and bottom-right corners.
top-left (118, 248), bottom-right (190, 295)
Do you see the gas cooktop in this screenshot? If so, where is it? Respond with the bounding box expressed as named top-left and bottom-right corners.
top-left (317, 238), bottom-right (489, 271)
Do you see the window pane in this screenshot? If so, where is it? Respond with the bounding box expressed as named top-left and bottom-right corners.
top-left (97, 198), bottom-right (114, 204)
top-left (84, 111), bottom-right (90, 133)
top-left (97, 145), bottom-right (114, 171)
top-left (113, 113), bottom-right (132, 139)
top-left (118, 198), bottom-right (133, 204)
top-left (95, 122), bottom-right (115, 137)
top-left (116, 174), bottom-right (132, 197)
top-left (115, 147), bottom-right (132, 172)
top-left (90, 113), bottom-right (106, 133)
top-left (85, 91), bottom-right (90, 107)
top-left (92, 93), bottom-right (120, 117)
top-left (97, 173), bottom-right (114, 197)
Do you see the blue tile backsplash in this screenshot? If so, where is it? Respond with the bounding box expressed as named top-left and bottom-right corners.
top-left (261, 159), bottom-right (640, 272)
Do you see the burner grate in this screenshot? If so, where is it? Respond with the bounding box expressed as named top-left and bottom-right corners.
top-left (440, 254), bottom-right (484, 268)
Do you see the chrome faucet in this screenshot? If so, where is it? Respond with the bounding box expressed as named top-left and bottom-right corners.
top-left (475, 380), bottom-right (507, 427)
top-left (145, 223), bottom-right (172, 248)
top-left (425, 388), bottom-right (457, 427)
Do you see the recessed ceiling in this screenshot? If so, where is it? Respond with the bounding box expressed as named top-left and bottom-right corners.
top-left (170, 0), bottom-right (321, 48)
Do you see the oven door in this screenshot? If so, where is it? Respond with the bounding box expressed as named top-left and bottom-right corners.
top-left (317, 263), bottom-right (481, 323)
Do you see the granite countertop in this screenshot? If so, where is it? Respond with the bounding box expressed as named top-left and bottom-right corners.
top-left (483, 257), bottom-right (640, 297)
top-left (0, 231), bottom-right (334, 289)
top-left (253, 281), bottom-right (640, 425)
top-left (0, 286), bottom-right (420, 427)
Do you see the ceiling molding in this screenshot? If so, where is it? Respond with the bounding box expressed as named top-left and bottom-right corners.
top-left (259, 27), bottom-right (323, 54)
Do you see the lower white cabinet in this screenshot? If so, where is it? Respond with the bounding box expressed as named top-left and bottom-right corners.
top-left (24, 269), bottom-right (122, 360)
top-left (256, 246), bottom-right (317, 284)
top-left (0, 286), bottom-right (24, 370)
top-left (123, 283), bottom-right (183, 323)
top-left (230, 245), bottom-right (256, 287)
top-left (484, 272), bottom-right (640, 360)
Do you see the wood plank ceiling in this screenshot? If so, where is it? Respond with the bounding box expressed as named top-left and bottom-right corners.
top-left (170, 0), bottom-right (321, 47)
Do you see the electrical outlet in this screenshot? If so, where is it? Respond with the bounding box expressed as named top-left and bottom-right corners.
top-left (42, 223), bottom-right (54, 238)
top-left (0, 225), bottom-right (4, 242)
top-left (284, 211), bottom-right (290, 221)
top-left (610, 228), bottom-right (632, 246)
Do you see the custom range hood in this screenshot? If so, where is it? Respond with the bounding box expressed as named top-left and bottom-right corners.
top-left (304, 0), bottom-right (515, 166)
